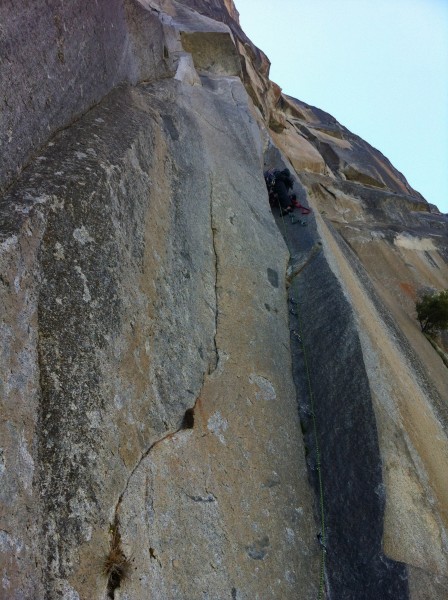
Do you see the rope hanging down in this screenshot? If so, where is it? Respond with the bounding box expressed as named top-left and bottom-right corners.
top-left (277, 201), bottom-right (327, 600)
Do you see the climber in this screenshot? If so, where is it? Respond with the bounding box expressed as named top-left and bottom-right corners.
top-left (264, 168), bottom-right (295, 214)
top-left (265, 168), bottom-right (312, 216)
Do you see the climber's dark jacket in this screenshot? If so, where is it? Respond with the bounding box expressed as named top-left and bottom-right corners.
top-left (272, 169), bottom-right (294, 211)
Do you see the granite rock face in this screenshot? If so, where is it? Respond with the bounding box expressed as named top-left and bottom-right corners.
top-left (0, 0), bottom-right (171, 195)
top-left (1, 1), bottom-right (447, 599)
top-left (271, 83), bottom-right (448, 599)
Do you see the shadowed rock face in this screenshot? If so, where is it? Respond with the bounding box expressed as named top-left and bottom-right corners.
top-left (276, 208), bottom-right (409, 599)
top-left (0, 0), bottom-right (171, 195)
top-left (1, 1), bottom-right (447, 599)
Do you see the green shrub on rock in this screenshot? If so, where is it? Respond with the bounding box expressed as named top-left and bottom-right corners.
top-left (416, 290), bottom-right (448, 334)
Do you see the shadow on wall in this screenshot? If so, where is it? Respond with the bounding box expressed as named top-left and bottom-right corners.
top-left (264, 143), bottom-right (410, 600)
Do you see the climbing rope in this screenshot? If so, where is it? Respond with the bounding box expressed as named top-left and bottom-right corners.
top-left (295, 283), bottom-right (326, 600)
top-left (277, 201), bottom-right (327, 600)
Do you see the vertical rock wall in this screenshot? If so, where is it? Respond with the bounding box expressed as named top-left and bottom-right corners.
top-left (1, 3), bottom-right (320, 596)
top-left (0, 0), bottom-right (172, 194)
top-left (1, 0), bottom-right (447, 599)
top-left (270, 83), bottom-right (448, 599)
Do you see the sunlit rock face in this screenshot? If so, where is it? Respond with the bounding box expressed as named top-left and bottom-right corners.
top-left (1, 1), bottom-right (447, 599)
top-left (270, 65), bottom-right (448, 600)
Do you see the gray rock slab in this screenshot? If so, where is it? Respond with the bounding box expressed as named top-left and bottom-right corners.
top-left (1, 73), bottom-right (319, 598)
top-left (0, 0), bottom-right (169, 194)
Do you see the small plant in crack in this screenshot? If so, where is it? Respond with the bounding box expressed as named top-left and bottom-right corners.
top-left (103, 521), bottom-right (131, 599)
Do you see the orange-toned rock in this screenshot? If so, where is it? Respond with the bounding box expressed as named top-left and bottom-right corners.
top-left (271, 122), bottom-right (327, 174)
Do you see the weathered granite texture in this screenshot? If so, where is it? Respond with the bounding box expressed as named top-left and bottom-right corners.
top-left (1, 3), bottom-right (320, 597)
top-left (1, 0), bottom-right (448, 599)
top-left (270, 71), bottom-right (448, 599)
top-left (0, 0), bottom-right (171, 194)
top-left (285, 222), bottom-right (409, 599)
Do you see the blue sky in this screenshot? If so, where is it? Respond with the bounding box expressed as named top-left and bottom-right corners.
top-left (236, 0), bottom-right (448, 213)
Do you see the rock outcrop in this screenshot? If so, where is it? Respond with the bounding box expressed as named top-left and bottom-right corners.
top-left (1, 1), bottom-right (447, 599)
